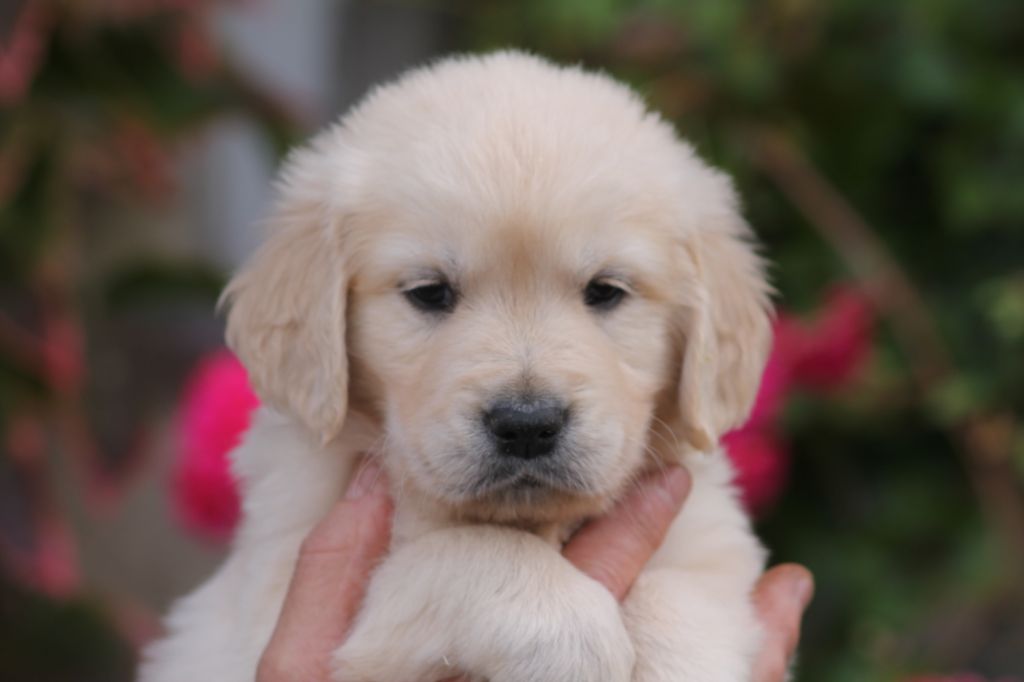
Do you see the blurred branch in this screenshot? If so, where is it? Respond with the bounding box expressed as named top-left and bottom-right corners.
top-left (743, 125), bottom-right (950, 386)
top-left (0, 410), bottom-right (82, 597)
top-left (0, 310), bottom-right (44, 370)
top-left (745, 124), bottom-right (1024, 579)
top-left (35, 236), bottom-right (153, 510)
top-left (897, 558), bottom-right (1024, 668)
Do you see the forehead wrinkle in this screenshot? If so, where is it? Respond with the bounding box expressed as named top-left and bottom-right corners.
top-left (350, 219), bottom-right (463, 292)
top-left (452, 214), bottom-right (681, 304)
top-left (349, 193), bottom-right (683, 305)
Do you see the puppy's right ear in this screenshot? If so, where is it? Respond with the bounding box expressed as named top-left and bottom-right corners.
top-left (220, 146), bottom-right (349, 441)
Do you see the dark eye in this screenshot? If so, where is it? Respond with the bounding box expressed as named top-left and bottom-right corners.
top-left (404, 282), bottom-right (456, 313)
top-left (584, 280), bottom-right (627, 310)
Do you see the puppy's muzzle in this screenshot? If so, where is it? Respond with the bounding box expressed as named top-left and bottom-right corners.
top-left (482, 396), bottom-right (569, 460)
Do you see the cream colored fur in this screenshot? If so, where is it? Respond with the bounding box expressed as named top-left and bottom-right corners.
top-left (139, 51), bottom-right (773, 682)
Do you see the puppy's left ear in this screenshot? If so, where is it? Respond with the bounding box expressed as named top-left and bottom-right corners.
top-left (220, 145), bottom-right (350, 442)
top-left (677, 210), bottom-right (773, 452)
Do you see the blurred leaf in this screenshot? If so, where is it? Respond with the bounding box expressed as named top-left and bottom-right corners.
top-left (539, 0), bottom-right (622, 44)
top-left (897, 40), bottom-right (959, 107)
top-left (0, 574), bottom-right (135, 681)
top-left (0, 139), bottom-right (60, 283)
top-left (975, 275), bottom-right (1024, 343)
top-left (102, 259), bottom-right (225, 310)
top-left (925, 373), bottom-right (988, 426)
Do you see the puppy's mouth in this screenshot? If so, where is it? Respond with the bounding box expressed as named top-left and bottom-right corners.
top-left (470, 458), bottom-right (588, 498)
top-left (438, 456), bottom-right (606, 525)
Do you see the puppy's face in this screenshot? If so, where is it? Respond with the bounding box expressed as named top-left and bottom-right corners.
top-left (346, 201), bottom-right (682, 522)
top-left (224, 53), bottom-right (772, 525)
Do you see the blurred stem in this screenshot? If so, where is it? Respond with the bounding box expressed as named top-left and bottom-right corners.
top-left (744, 124), bottom-right (1024, 580)
top-left (0, 410), bottom-right (81, 596)
top-left (742, 125), bottom-right (949, 385)
top-left (35, 195), bottom-right (149, 511)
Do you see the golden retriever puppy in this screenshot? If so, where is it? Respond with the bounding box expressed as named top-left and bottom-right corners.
top-left (140, 51), bottom-right (772, 682)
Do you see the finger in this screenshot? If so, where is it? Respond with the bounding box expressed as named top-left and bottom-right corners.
top-left (258, 460), bottom-right (393, 681)
top-left (562, 466), bottom-right (690, 601)
top-left (751, 564), bottom-right (814, 682)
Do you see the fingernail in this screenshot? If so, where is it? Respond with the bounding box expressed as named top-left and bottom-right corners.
top-left (791, 572), bottom-right (814, 609)
top-left (653, 466), bottom-right (691, 506)
top-left (345, 461), bottom-right (386, 500)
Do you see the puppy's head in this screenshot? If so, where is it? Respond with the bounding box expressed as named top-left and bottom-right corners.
top-left (223, 53), bottom-right (771, 523)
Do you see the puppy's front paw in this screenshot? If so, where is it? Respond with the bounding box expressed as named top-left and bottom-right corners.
top-left (331, 561), bottom-right (630, 679)
top-left (480, 576), bottom-right (635, 682)
top-left (625, 569), bottom-right (762, 682)
top-left (332, 604), bottom-right (472, 682)
top-left (331, 527), bottom-right (634, 682)
top-left (331, 573), bottom-right (634, 682)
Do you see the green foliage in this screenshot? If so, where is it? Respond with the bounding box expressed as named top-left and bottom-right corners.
top-left (0, 575), bottom-right (135, 682)
top-left (103, 259), bottom-right (226, 310)
top-left (0, 4), bottom-right (298, 286)
top-left (0, 137), bottom-right (60, 283)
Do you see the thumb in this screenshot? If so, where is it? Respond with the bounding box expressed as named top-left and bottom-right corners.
top-left (752, 564), bottom-right (814, 682)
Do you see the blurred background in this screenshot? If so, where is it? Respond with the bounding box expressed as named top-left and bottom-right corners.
top-left (1, 1), bottom-right (1022, 680)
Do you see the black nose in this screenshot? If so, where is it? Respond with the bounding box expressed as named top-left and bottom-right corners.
top-left (483, 398), bottom-right (568, 460)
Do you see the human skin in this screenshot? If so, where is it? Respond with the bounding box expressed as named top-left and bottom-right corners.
top-left (256, 462), bottom-right (813, 682)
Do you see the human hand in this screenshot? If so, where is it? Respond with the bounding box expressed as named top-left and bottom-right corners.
top-left (256, 462), bottom-right (394, 682)
top-left (256, 461), bottom-right (811, 682)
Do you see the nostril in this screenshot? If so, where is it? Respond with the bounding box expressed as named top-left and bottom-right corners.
top-left (493, 426), bottom-right (518, 442)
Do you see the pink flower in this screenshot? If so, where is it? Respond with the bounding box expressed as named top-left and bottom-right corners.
top-left (173, 350), bottom-right (258, 541)
top-left (789, 287), bottom-right (873, 391)
top-left (744, 321), bottom-right (797, 429)
top-left (723, 317), bottom-right (797, 516)
top-left (0, 2), bottom-right (50, 106)
top-left (113, 118), bottom-right (174, 200)
top-left (32, 517), bottom-right (80, 598)
top-left (41, 314), bottom-right (85, 395)
top-left (725, 284), bottom-right (874, 517)
top-left (723, 427), bottom-right (790, 515)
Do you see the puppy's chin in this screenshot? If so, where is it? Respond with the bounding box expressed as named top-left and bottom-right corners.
top-left (449, 484), bottom-right (610, 526)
